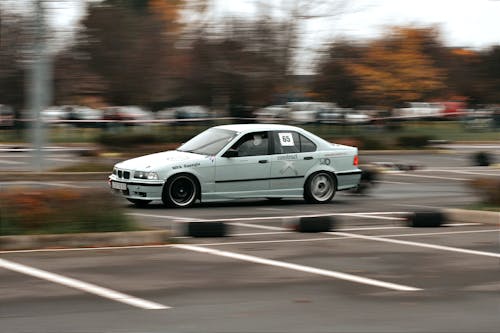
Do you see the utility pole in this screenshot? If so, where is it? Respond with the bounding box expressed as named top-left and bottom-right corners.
top-left (29, 0), bottom-right (51, 172)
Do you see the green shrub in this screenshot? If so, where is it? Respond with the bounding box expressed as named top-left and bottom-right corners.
top-left (355, 136), bottom-right (386, 150)
top-left (396, 135), bottom-right (433, 148)
top-left (97, 132), bottom-right (162, 147)
top-left (0, 188), bottom-right (135, 235)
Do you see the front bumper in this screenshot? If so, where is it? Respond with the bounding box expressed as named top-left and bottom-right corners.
top-left (109, 176), bottom-right (164, 201)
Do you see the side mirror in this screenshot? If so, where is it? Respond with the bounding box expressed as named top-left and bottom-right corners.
top-left (223, 148), bottom-right (238, 158)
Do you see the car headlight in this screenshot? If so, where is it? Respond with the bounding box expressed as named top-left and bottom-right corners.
top-left (134, 171), bottom-right (159, 180)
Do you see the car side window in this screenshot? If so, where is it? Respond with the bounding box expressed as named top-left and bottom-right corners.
top-left (272, 131), bottom-right (300, 154)
top-left (300, 134), bottom-right (316, 152)
top-left (232, 132), bottom-right (269, 157)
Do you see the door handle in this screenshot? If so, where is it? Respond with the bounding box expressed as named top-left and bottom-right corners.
top-left (259, 160), bottom-right (268, 164)
top-left (303, 156), bottom-right (313, 160)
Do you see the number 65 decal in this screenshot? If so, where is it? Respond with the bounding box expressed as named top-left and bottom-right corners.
top-left (278, 133), bottom-right (295, 146)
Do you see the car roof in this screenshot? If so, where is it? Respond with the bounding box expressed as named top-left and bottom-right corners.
top-left (215, 123), bottom-right (304, 133)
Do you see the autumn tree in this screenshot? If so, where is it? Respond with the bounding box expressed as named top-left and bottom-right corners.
top-left (313, 40), bottom-right (363, 107)
top-left (0, 9), bottom-right (32, 110)
top-left (315, 27), bottom-right (449, 108)
top-left (73, 3), bottom-right (173, 105)
top-left (480, 45), bottom-right (500, 103)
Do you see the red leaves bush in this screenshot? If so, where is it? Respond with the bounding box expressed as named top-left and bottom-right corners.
top-left (0, 188), bottom-right (134, 235)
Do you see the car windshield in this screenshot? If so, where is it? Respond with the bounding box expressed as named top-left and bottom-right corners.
top-left (177, 128), bottom-right (237, 155)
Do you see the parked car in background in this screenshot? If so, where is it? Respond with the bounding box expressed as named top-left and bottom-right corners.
top-left (156, 105), bottom-right (210, 125)
top-left (394, 102), bottom-right (445, 119)
top-left (175, 105), bottom-right (211, 124)
top-left (0, 104), bottom-right (14, 128)
top-left (41, 106), bottom-right (69, 123)
top-left (65, 105), bottom-right (103, 126)
top-left (102, 106), bottom-right (153, 125)
top-left (288, 102), bottom-right (334, 124)
top-left (344, 110), bottom-right (371, 124)
top-left (254, 105), bottom-right (289, 123)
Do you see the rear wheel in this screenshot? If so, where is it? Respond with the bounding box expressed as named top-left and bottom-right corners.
top-left (162, 174), bottom-right (198, 208)
top-left (304, 172), bottom-right (336, 203)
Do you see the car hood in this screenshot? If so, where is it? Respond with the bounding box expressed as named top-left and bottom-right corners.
top-left (116, 150), bottom-right (202, 170)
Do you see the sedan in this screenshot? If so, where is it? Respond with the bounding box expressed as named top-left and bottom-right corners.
top-left (109, 124), bottom-right (361, 207)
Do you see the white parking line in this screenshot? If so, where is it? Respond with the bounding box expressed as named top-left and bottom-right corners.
top-left (0, 159), bottom-right (25, 165)
top-left (0, 181), bottom-right (88, 189)
top-left (0, 258), bottom-right (170, 310)
top-left (229, 222), bottom-right (285, 231)
top-left (423, 169), bottom-right (500, 177)
top-left (1, 229), bottom-right (496, 254)
top-left (127, 211), bottom-right (410, 223)
top-left (173, 244), bottom-right (422, 292)
top-left (390, 173), bottom-right (469, 181)
top-left (126, 212), bottom-right (203, 222)
top-left (331, 231), bottom-right (500, 258)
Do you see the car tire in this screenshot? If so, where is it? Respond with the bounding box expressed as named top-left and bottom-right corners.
top-left (127, 198), bottom-right (151, 207)
top-left (162, 174), bottom-right (198, 208)
top-left (304, 172), bottom-right (336, 204)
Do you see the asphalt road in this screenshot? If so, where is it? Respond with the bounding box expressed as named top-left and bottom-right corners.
top-left (0, 151), bottom-right (499, 333)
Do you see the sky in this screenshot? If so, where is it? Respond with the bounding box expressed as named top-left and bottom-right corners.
top-left (2, 0), bottom-right (499, 49)
top-left (0, 0), bottom-right (500, 54)
top-left (210, 0), bottom-right (500, 49)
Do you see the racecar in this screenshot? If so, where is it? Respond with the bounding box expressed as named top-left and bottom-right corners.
top-left (109, 124), bottom-right (361, 207)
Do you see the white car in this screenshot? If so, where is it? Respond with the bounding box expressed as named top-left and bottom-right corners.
top-left (109, 124), bottom-right (362, 207)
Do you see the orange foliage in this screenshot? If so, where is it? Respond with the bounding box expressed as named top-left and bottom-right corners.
top-left (149, 0), bottom-right (184, 31)
top-left (347, 27), bottom-right (446, 106)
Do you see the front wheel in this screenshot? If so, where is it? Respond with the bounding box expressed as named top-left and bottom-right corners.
top-left (304, 172), bottom-right (336, 203)
top-left (162, 174), bottom-right (198, 208)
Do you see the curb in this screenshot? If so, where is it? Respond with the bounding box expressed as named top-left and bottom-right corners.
top-left (0, 230), bottom-right (170, 251)
top-left (443, 208), bottom-right (499, 226)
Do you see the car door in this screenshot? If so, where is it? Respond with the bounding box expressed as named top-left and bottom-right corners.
top-left (215, 131), bottom-right (271, 196)
top-left (269, 131), bottom-right (318, 194)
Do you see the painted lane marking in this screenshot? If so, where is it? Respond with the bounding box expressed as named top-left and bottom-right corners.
top-left (127, 211), bottom-right (411, 223)
top-left (0, 258), bottom-right (170, 310)
top-left (389, 173), bottom-right (469, 181)
top-left (232, 231), bottom-right (292, 237)
top-left (346, 214), bottom-right (404, 221)
top-left (0, 159), bottom-right (25, 165)
top-left (375, 180), bottom-right (412, 185)
top-left (1, 229), bottom-right (497, 254)
top-left (173, 244), bottom-right (421, 292)
top-left (331, 231), bottom-right (500, 258)
top-left (0, 181), bottom-right (88, 189)
top-left (229, 222), bottom-right (285, 231)
top-left (126, 212), bottom-right (203, 222)
top-left (422, 169), bottom-right (500, 177)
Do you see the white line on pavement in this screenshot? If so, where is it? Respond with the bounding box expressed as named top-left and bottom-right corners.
top-left (173, 244), bottom-right (422, 292)
top-left (331, 231), bottom-right (500, 258)
top-left (229, 222), bottom-right (286, 231)
top-left (127, 211), bottom-right (411, 223)
top-left (1, 229), bottom-right (497, 254)
top-left (126, 212), bottom-right (203, 222)
top-left (389, 173), bottom-right (469, 181)
top-left (0, 258), bottom-right (170, 310)
top-left (422, 169), bottom-right (500, 177)
top-left (0, 159), bottom-right (25, 165)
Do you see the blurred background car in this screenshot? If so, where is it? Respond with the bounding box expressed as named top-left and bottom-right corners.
top-left (253, 105), bottom-right (289, 123)
top-left (0, 104), bottom-right (14, 128)
top-left (41, 106), bottom-right (69, 124)
top-left (287, 102), bottom-right (335, 124)
top-left (65, 105), bottom-right (103, 127)
top-left (102, 106), bottom-right (153, 125)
